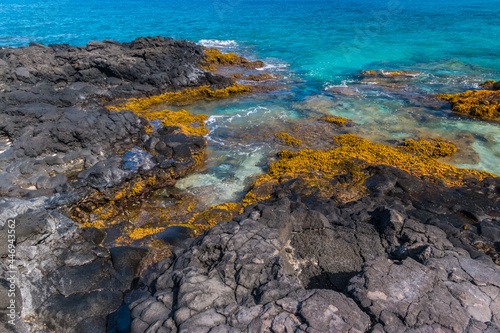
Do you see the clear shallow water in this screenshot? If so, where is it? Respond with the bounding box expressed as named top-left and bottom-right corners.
top-left (1, 0), bottom-right (500, 204)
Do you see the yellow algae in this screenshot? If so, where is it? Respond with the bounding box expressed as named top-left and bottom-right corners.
top-left (384, 70), bottom-right (415, 76)
top-left (81, 220), bottom-right (105, 228)
top-left (124, 108), bottom-right (209, 136)
top-left (186, 201), bottom-right (197, 212)
top-left (241, 73), bottom-right (277, 81)
top-left (147, 176), bottom-right (156, 186)
top-left (241, 174), bottom-right (278, 205)
top-left (114, 236), bottom-right (131, 246)
top-left (187, 202), bottom-right (244, 231)
top-left (107, 83), bottom-right (253, 113)
top-left (193, 152), bottom-right (205, 165)
top-left (140, 240), bottom-right (172, 273)
top-left (268, 134), bottom-right (493, 187)
top-left (202, 48), bottom-right (264, 71)
top-left (320, 115), bottom-right (352, 126)
top-left (109, 179), bottom-right (148, 203)
top-left (438, 90), bottom-right (500, 120)
top-left (129, 226), bottom-right (165, 240)
top-left (128, 182), bottom-right (143, 197)
top-left (241, 190), bottom-right (272, 206)
top-left (81, 218), bottom-right (120, 229)
top-left (212, 202), bottom-right (241, 211)
top-left (160, 110), bottom-right (209, 136)
top-left (362, 70), bottom-right (378, 76)
top-left (114, 191), bottom-right (123, 201)
top-left (145, 124), bottom-right (154, 134)
top-left (399, 138), bottom-right (457, 158)
top-left (99, 204), bottom-right (119, 220)
top-left (106, 84), bottom-right (253, 137)
top-left (480, 80), bottom-right (497, 89)
top-left (274, 132), bottom-right (302, 146)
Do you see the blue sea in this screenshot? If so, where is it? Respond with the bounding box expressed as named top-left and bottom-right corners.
top-left (1, 0), bottom-right (500, 204)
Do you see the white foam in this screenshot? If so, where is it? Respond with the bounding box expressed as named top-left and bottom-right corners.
top-left (324, 79), bottom-right (357, 91)
top-left (198, 39), bottom-right (238, 48)
top-left (256, 63), bottom-right (289, 71)
top-left (206, 115), bottom-right (226, 125)
top-left (380, 70), bottom-right (421, 77)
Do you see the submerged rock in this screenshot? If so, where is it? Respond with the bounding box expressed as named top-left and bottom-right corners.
top-left (438, 80), bottom-right (500, 121)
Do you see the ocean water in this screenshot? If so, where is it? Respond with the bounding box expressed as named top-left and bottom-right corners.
top-left (1, 0), bottom-right (500, 205)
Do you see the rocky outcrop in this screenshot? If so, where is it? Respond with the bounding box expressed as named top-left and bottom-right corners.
top-left (0, 37), bottom-right (232, 332)
top-left (438, 80), bottom-right (500, 121)
top-left (127, 165), bottom-right (500, 332)
top-left (0, 37), bottom-right (232, 198)
top-left (0, 198), bottom-right (148, 332)
top-left (0, 37), bottom-right (231, 105)
top-left (1, 37), bottom-right (499, 333)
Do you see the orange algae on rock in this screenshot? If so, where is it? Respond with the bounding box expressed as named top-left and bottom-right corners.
top-left (274, 132), bottom-right (302, 146)
top-left (438, 89), bottom-right (500, 120)
top-left (480, 80), bottom-right (497, 90)
top-left (171, 136), bottom-right (494, 233)
top-left (480, 80), bottom-right (500, 90)
top-left (399, 138), bottom-right (457, 158)
top-left (362, 70), bottom-right (378, 76)
top-left (268, 134), bottom-right (494, 187)
top-left (241, 175), bottom-right (277, 206)
top-left (193, 152), bottom-right (205, 166)
top-left (361, 70), bottom-right (419, 77)
top-left (112, 104), bottom-right (210, 136)
top-left (107, 83), bottom-right (254, 113)
top-left (241, 73), bottom-right (277, 81)
top-left (202, 48), bottom-right (265, 71)
top-left (320, 115), bottom-right (353, 126)
top-left (159, 109), bottom-right (209, 136)
top-left (189, 202), bottom-right (243, 231)
top-left (129, 226), bottom-right (165, 240)
top-left (73, 176), bottom-right (164, 229)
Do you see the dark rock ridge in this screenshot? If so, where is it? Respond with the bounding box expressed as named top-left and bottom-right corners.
top-left (0, 37), bottom-right (229, 332)
top-left (0, 37), bottom-right (230, 105)
top-left (127, 165), bottom-right (500, 333)
top-left (0, 197), bottom-right (147, 332)
top-left (0, 36), bottom-right (231, 198)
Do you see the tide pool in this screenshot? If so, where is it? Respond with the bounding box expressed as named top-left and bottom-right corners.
top-left (1, 0), bottom-right (499, 204)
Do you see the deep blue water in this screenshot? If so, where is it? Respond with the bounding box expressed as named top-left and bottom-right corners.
top-left (2, 0), bottom-right (500, 77)
top-left (1, 0), bottom-right (500, 204)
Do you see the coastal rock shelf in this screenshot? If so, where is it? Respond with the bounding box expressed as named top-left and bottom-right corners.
top-left (129, 165), bottom-right (500, 332)
top-left (0, 37), bottom-right (270, 332)
top-left (438, 80), bottom-right (500, 121)
top-left (0, 199), bottom-right (146, 332)
top-left (0, 36), bottom-right (236, 199)
top-left (0, 36), bottom-right (499, 333)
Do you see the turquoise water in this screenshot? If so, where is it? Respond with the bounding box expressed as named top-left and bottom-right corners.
top-left (1, 0), bottom-right (500, 204)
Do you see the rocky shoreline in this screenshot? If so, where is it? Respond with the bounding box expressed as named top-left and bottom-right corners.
top-left (0, 36), bottom-right (234, 199)
top-left (0, 37), bottom-right (499, 333)
top-left (0, 36), bottom-right (256, 332)
top-left (128, 165), bottom-right (500, 332)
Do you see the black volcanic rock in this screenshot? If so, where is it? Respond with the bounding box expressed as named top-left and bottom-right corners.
top-left (0, 37), bottom-right (231, 332)
top-left (0, 202), bottom-right (148, 332)
top-left (0, 37), bottom-right (226, 198)
top-left (126, 165), bottom-right (500, 332)
top-left (0, 37), bottom-right (231, 103)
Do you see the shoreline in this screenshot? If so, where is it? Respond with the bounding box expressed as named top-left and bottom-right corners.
top-left (0, 37), bottom-right (499, 333)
